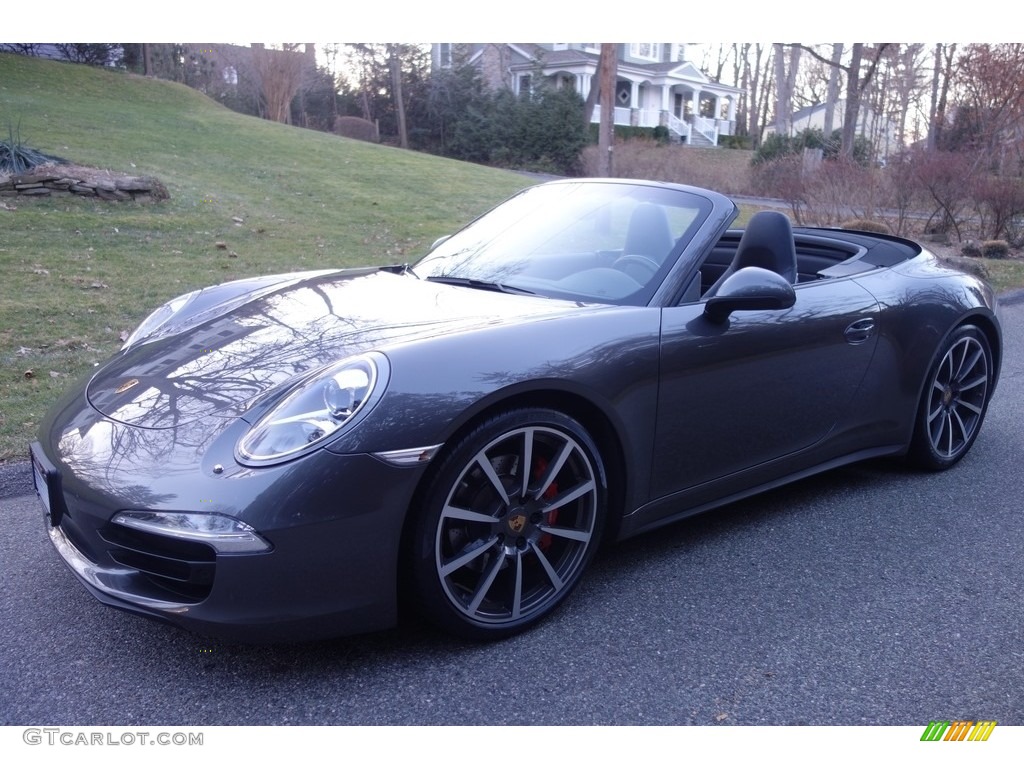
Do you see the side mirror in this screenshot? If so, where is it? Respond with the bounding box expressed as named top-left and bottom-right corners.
top-left (429, 235), bottom-right (451, 252)
top-left (703, 266), bottom-right (796, 323)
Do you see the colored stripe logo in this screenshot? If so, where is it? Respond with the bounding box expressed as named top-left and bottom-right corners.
top-left (920, 720), bottom-right (997, 741)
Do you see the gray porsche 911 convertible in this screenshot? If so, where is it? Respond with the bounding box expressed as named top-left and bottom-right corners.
top-left (30, 178), bottom-right (1002, 641)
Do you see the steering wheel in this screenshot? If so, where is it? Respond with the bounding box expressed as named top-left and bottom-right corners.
top-left (612, 253), bottom-right (660, 283)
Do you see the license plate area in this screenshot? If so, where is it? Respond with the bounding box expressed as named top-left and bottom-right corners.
top-left (30, 443), bottom-right (64, 527)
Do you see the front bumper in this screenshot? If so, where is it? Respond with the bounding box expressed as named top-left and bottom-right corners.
top-left (30, 434), bottom-right (426, 643)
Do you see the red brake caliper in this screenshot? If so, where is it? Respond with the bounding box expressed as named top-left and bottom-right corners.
top-left (533, 456), bottom-right (559, 551)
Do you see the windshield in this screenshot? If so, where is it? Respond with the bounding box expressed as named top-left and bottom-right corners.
top-left (415, 181), bottom-right (712, 304)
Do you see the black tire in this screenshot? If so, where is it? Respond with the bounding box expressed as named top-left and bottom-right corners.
top-left (409, 409), bottom-right (607, 640)
top-left (907, 324), bottom-right (993, 471)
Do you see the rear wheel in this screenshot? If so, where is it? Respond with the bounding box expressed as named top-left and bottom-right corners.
top-left (908, 324), bottom-right (993, 470)
top-left (410, 409), bottom-right (606, 640)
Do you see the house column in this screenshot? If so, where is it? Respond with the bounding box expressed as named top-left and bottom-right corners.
top-left (690, 90), bottom-right (700, 119)
top-left (712, 95), bottom-right (721, 120)
top-left (727, 96), bottom-right (737, 122)
top-left (629, 80), bottom-right (639, 108)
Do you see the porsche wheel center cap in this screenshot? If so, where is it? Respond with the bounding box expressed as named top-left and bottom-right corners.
top-left (507, 513), bottom-right (527, 534)
top-left (942, 386), bottom-right (954, 407)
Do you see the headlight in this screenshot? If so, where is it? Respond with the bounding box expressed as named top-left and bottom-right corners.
top-left (121, 289), bottom-right (200, 350)
top-left (237, 353), bottom-right (387, 464)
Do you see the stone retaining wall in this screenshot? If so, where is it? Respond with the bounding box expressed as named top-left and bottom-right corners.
top-left (0, 167), bottom-right (169, 202)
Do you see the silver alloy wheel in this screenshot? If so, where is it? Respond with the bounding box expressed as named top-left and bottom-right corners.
top-left (434, 425), bottom-right (598, 626)
top-left (925, 333), bottom-right (990, 459)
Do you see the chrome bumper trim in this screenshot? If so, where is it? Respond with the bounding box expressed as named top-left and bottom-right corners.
top-left (47, 524), bottom-right (192, 614)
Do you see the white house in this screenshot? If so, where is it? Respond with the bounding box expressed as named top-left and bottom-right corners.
top-left (789, 100), bottom-right (902, 160)
top-left (432, 43), bottom-right (742, 147)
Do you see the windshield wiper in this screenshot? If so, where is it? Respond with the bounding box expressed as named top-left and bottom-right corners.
top-left (425, 276), bottom-right (536, 295)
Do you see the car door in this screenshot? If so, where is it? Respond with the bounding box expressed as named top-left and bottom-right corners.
top-left (650, 277), bottom-right (880, 500)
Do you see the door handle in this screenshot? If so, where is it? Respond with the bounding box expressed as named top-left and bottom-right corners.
top-left (844, 318), bottom-right (875, 344)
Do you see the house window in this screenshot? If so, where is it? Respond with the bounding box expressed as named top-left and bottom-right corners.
top-left (519, 74), bottom-right (531, 96)
top-left (222, 65), bottom-right (238, 85)
top-left (673, 44), bottom-right (687, 62)
top-left (629, 43), bottom-right (660, 61)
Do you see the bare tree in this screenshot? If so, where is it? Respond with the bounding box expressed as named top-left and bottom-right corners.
top-left (823, 44), bottom-right (844, 137)
top-left (799, 43), bottom-right (890, 156)
top-left (744, 44), bottom-right (771, 148)
top-left (597, 44), bottom-right (617, 176)
top-left (885, 44), bottom-right (927, 151)
top-left (952, 43), bottom-right (1024, 169)
top-left (927, 43), bottom-right (957, 151)
top-left (388, 44), bottom-right (408, 149)
top-left (250, 44), bottom-right (306, 124)
top-left (772, 44), bottom-right (802, 135)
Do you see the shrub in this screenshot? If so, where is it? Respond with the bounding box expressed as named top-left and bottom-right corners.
top-left (582, 139), bottom-right (754, 194)
top-left (753, 128), bottom-right (871, 167)
top-left (971, 176), bottom-right (1024, 241)
top-left (750, 155), bottom-right (808, 223)
top-left (907, 149), bottom-right (976, 241)
top-left (981, 240), bottom-right (1010, 259)
top-left (1, 124), bottom-right (66, 175)
top-left (960, 241), bottom-right (983, 258)
top-left (333, 116), bottom-right (379, 143)
top-left (752, 133), bottom-right (795, 165)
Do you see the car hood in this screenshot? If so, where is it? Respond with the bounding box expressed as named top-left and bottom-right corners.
top-left (87, 269), bottom-right (592, 428)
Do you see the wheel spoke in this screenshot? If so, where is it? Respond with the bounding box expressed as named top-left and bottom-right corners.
top-left (957, 345), bottom-right (984, 380)
top-left (539, 524), bottom-right (593, 543)
top-left (467, 549), bottom-right (506, 614)
top-left (442, 504), bottom-right (499, 524)
top-left (541, 478), bottom-right (596, 513)
top-left (511, 552), bottom-right (523, 620)
top-left (943, 413), bottom-right (954, 456)
top-left (520, 428), bottom-right (534, 500)
top-left (929, 411), bottom-right (947, 449)
top-left (530, 541), bottom-right (564, 591)
top-left (955, 399), bottom-right (983, 416)
top-left (474, 451), bottom-right (510, 506)
top-left (533, 440), bottom-right (573, 500)
top-left (950, 408), bottom-right (969, 444)
top-left (440, 535), bottom-right (500, 577)
top-left (959, 373), bottom-right (988, 392)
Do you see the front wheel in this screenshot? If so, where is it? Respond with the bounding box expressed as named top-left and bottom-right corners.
top-left (907, 324), bottom-right (993, 470)
top-left (410, 409), bottom-right (607, 640)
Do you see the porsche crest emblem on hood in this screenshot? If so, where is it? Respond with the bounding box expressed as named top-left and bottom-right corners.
top-left (114, 378), bottom-right (139, 394)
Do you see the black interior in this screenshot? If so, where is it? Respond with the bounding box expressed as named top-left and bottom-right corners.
top-left (698, 224), bottom-right (920, 296)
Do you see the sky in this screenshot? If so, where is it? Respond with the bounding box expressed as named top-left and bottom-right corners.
top-left (9, 2), bottom-right (1020, 44)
